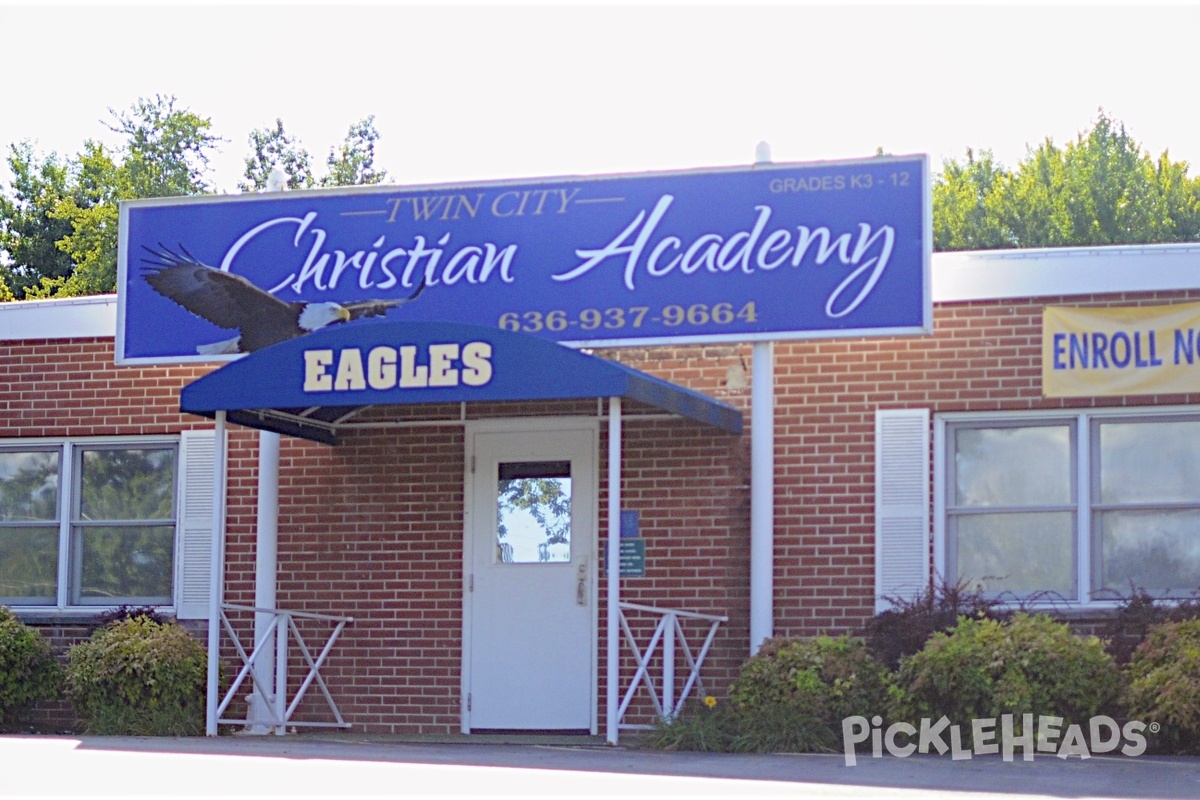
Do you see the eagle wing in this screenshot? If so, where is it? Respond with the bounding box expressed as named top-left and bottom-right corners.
top-left (142, 245), bottom-right (302, 350)
top-left (340, 277), bottom-right (426, 321)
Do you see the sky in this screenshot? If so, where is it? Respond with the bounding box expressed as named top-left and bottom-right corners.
top-left (2, 1), bottom-right (1199, 194)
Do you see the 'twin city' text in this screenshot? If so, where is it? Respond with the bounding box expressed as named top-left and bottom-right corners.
top-left (217, 197), bottom-right (896, 320)
top-left (842, 715), bottom-right (1149, 766)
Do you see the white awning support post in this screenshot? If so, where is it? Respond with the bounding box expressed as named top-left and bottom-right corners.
top-left (249, 167), bottom-right (286, 734)
top-left (749, 143), bottom-right (776, 656)
top-left (605, 396), bottom-right (622, 745)
top-left (205, 411), bottom-right (228, 736)
top-left (249, 431), bottom-right (281, 733)
top-left (750, 340), bottom-right (775, 654)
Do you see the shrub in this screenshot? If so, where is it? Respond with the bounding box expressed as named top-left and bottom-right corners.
top-left (0, 606), bottom-right (61, 726)
top-left (896, 613), bottom-right (1121, 741)
top-left (644, 636), bottom-right (897, 754)
top-left (93, 605), bottom-right (172, 631)
top-left (65, 615), bottom-right (207, 736)
top-left (1124, 619), bottom-right (1200, 754)
top-left (640, 696), bottom-right (737, 752)
top-left (863, 576), bottom-right (1009, 671)
top-left (729, 635), bottom-right (895, 752)
top-left (1101, 587), bottom-right (1200, 666)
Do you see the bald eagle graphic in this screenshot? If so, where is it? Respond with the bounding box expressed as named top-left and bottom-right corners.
top-left (142, 244), bottom-right (424, 354)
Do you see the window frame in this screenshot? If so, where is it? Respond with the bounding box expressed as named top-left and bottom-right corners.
top-left (942, 417), bottom-right (1079, 601)
top-left (0, 435), bottom-right (180, 614)
top-left (935, 406), bottom-right (1200, 608)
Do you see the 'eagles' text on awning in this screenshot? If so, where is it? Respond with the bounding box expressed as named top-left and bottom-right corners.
top-left (303, 342), bottom-right (494, 393)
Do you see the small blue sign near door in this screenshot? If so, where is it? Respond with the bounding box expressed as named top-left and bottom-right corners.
top-left (620, 510), bottom-right (640, 539)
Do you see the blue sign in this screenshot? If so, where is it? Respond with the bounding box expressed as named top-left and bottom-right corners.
top-left (117, 157), bottom-right (930, 364)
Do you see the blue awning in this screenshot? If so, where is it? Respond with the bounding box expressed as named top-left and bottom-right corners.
top-left (180, 320), bottom-right (743, 444)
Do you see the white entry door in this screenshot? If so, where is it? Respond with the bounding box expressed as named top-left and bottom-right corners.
top-left (463, 421), bottom-right (597, 732)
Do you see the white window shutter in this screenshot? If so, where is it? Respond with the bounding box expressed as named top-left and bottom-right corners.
top-left (875, 409), bottom-right (931, 612)
top-left (176, 429), bottom-right (221, 620)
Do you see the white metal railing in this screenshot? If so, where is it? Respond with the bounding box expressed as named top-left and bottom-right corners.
top-left (216, 604), bottom-right (354, 733)
top-left (617, 602), bottom-right (727, 729)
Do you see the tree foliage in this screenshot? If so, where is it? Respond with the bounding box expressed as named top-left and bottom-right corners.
top-left (0, 143), bottom-right (80, 297)
top-left (322, 115), bottom-right (387, 187)
top-left (240, 115), bottom-right (386, 191)
top-left (4, 104), bottom-right (1198, 301)
top-left (0, 95), bottom-right (219, 299)
top-left (934, 111), bottom-right (1200, 251)
top-left (240, 118), bottom-right (316, 191)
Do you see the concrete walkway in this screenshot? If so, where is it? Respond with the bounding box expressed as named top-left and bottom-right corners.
top-left (1, 734), bottom-right (1197, 799)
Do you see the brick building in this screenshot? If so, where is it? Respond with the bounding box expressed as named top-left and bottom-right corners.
top-left (3, 242), bottom-right (1200, 737)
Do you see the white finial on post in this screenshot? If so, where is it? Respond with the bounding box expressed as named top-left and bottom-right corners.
top-left (266, 164), bottom-right (287, 192)
top-left (755, 141), bottom-right (772, 165)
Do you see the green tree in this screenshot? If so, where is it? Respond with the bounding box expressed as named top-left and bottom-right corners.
top-left (41, 141), bottom-right (127, 298)
top-left (111, 95), bottom-right (219, 197)
top-left (933, 111), bottom-right (1200, 251)
top-left (931, 148), bottom-right (1011, 251)
top-left (1, 96), bottom-right (221, 299)
top-left (51, 96), bottom-right (219, 297)
top-left (240, 118), bottom-right (316, 191)
top-left (321, 115), bottom-right (387, 187)
top-left (242, 115), bottom-right (388, 190)
top-left (0, 143), bottom-right (80, 298)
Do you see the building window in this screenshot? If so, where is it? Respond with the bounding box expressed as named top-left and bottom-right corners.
top-left (942, 411), bottom-right (1200, 604)
top-left (0, 438), bottom-right (178, 609)
top-left (1092, 419), bottom-right (1200, 597)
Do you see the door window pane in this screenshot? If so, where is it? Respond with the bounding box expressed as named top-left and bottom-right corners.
top-left (954, 511), bottom-right (1076, 598)
top-left (497, 461), bottom-right (571, 564)
top-left (954, 426), bottom-right (1071, 507)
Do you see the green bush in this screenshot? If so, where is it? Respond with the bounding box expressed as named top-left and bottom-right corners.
top-left (642, 696), bottom-right (846, 754)
top-left (863, 577), bottom-right (1009, 671)
top-left (1124, 619), bottom-right (1200, 754)
top-left (0, 606), bottom-right (61, 726)
top-left (1101, 587), bottom-right (1200, 666)
top-left (645, 636), bottom-right (896, 753)
top-left (896, 613), bottom-right (1121, 740)
top-left (730, 635), bottom-right (895, 751)
top-left (65, 615), bottom-right (207, 736)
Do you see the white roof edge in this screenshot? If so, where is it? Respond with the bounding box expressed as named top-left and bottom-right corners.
top-left (0, 294), bottom-right (118, 341)
top-left (2, 243), bottom-right (1199, 342)
top-left (932, 242), bottom-right (1200, 302)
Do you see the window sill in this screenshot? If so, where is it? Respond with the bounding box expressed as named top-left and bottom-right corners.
top-left (12, 607), bottom-right (176, 626)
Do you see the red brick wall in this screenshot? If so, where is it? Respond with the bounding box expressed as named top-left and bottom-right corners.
top-left (8, 292), bottom-right (1200, 733)
top-left (0, 337), bottom-right (211, 437)
top-left (767, 290), bottom-right (1200, 639)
